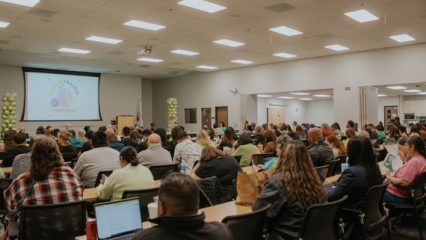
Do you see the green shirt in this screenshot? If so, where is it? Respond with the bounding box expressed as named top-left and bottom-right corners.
top-left (232, 144), bottom-right (261, 167)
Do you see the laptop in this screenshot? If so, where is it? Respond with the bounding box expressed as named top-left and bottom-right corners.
top-left (94, 198), bottom-right (142, 240)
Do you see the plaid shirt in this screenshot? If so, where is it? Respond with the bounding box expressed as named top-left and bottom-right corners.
top-left (4, 166), bottom-right (83, 212)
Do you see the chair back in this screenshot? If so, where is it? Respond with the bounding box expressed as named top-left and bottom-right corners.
top-left (251, 153), bottom-right (277, 165)
top-left (149, 163), bottom-right (179, 180)
top-left (0, 178), bottom-right (13, 210)
top-left (411, 172), bottom-right (426, 206)
top-left (122, 187), bottom-right (159, 221)
top-left (325, 159), bottom-right (340, 177)
top-left (360, 183), bottom-right (388, 238)
top-left (196, 176), bottom-right (222, 208)
top-left (222, 204), bottom-right (270, 240)
top-left (233, 155), bottom-right (242, 164)
top-left (94, 170), bottom-right (113, 187)
top-left (315, 165), bottom-right (330, 181)
top-left (299, 196), bottom-right (347, 240)
top-left (19, 201), bottom-right (86, 240)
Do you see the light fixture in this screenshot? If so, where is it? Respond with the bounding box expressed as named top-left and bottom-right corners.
top-left (290, 92), bottom-right (310, 96)
top-left (123, 20), bottom-right (166, 31)
top-left (177, 0), bottom-right (226, 13)
top-left (136, 57), bottom-right (164, 63)
top-left (273, 52), bottom-right (297, 59)
top-left (269, 25), bottom-right (302, 36)
top-left (257, 95), bottom-right (272, 98)
top-left (196, 65), bottom-right (218, 70)
top-left (418, 92), bottom-right (426, 95)
top-left (313, 94), bottom-right (331, 98)
top-left (386, 86), bottom-right (407, 90)
top-left (58, 48), bottom-right (90, 54)
top-left (389, 34), bottom-right (415, 43)
top-left (325, 44), bottom-right (350, 51)
top-left (213, 39), bottom-right (245, 47)
top-left (277, 96), bottom-right (294, 99)
top-left (404, 89), bottom-right (421, 93)
top-left (0, 0), bottom-right (39, 7)
top-left (299, 98), bottom-right (313, 101)
top-left (86, 36), bottom-right (122, 44)
top-left (377, 94), bottom-right (387, 97)
top-left (170, 49), bottom-right (200, 56)
top-left (0, 20), bottom-right (10, 28)
top-left (344, 9), bottom-right (379, 23)
top-left (231, 59), bottom-right (254, 65)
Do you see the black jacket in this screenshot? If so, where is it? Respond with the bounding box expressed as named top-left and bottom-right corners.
top-left (132, 213), bottom-right (233, 240)
top-left (307, 140), bottom-right (334, 167)
top-left (2, 145), bottom-right (31, 167)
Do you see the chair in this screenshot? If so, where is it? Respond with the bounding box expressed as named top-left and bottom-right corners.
top-left (0, 178), bottom-right (13, 223)
top-left (122, 187), bottom-right (159, 221)
top-left (289, 195), bottom-right (347, 240)
top-left (342, 184), bottom-right (391, 240)
top-left (222, 204), bottom-right (270, 240)
top-left (315, 165), bottom-right (330, 182)
top-left (196, 176), bottom-right (225, 208)
top-left (336, 155), bottom-right (348, 174)
top-left (233, 155), bottom-right (242, 164)
top-left (251, 153), bottom-right (277, 165)
top-left (386, 172), bottom-right (426, 240)
top-left (19, 200), bottom-right (86, 240)
top-left (325, 159), bottom-right (340, 177)
top-left (94, 170), bottom-right (113, 187)
top-left (149, 163), bottom-right (179, 180)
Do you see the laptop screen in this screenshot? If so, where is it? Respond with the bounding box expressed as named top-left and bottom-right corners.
top-left (95, 198), bottom-right (142, 239)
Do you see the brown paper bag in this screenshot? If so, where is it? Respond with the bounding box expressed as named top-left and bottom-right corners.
top-left (235, 166), bottom-right (269, 206)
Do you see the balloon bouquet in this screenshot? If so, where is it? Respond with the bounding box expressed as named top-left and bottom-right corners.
top-left (167, 98), bottom-right (178, 133)
top-left (1, 92), bottom-right (17, 140)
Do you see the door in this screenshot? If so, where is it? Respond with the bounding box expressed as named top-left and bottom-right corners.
top-left (215, 106), bottom-right (228, 127)
top-left (384, 106), bottom-right (398, 127)
top-left (267, 107), bottom-right (285, 125)
top-left (201, 108), bottom-right (212, 128)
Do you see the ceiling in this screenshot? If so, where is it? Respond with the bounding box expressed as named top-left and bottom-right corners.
top-left (376, 82), bottom-right (426, 96)
top-left (256, 89), bottom-right (334, 101)
top-left (0, 0), bottom-right (426, 79)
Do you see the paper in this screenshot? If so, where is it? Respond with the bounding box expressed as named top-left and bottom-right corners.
top-left (379, 154), bottom-right (402, 175)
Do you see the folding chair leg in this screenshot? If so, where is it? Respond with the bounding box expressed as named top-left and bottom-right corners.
top-left (414, 211), bottom-right (424, 240)
top-left (385, 217), bottom-right (392, 240)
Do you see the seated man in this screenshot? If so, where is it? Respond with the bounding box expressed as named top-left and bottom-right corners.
top-left (2, 132), bottom-right (31, 167)
top-left (307, 128), bottom-right (334, 167)
top-left (10, 134), bottom-right (44, 178)
top-left (132, 173), bottom-right (233, 240)
top-left (137, 129), bottom-right (152, 152)
top-left (173, 131), bottom-right (202, 171)
top-left (106, 130), bottom-right (124, 152)
top-left (74, 131), bottom-right (120, 187)
top-left (137, 133), bottom-right (172, 167)
top-left (121, 126), bottom-right (139, 148)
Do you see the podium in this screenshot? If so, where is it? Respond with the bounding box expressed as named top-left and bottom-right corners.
top-left (116, 115), bottom-right (135, 135)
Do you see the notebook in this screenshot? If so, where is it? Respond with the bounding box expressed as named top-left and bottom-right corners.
top-left (94, 198), bottom-right (142, 240)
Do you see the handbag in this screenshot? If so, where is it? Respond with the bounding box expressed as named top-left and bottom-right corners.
top-left (235, 165), bottom-right (269, 206)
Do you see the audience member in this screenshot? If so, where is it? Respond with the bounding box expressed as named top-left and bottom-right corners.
top-left (253, 141), bottom-right (327, 239)
top-left (307, 128), bottom-right (334, 166)
top-left (266, 135), bottom-right (293, 173)
top-left (74, 131), bottom-right (120, 187)
top-left (138, 133), bottom-right (173, 167)
top-left (2, 132), bottom-right (31, 167)
top-left (217, 128), bottom-right (235, 151)
top-left (191, 147), bottom-right (241, 202)
top-left (10, 134), bottom-right (44, 179)
top-left (132, 173), bottom-right (233, 240)
top-left (232, 134), bottom-right (260, 167)
top-left (331, 122), bottom-right (342, 137)
top-left (137, 129), bottom-right (152, 152)
top-left (263, 129), bottom-right (277, 153)
top-left (326, 135), bottom-right (347, 158)
top-left (121, 126), bottom-right (139, 148)
top-left (295, 125), bottom-right (306, 139)
top-left (97, 146), bottom-right (154, 201)
top-left (80, 130), bottom-right (94, 154)
top-left (173, 131), bottom-right (202, 170)
top-left (69, 129), bottom-right (84, 148)
top-left (195, 129), bottom-right (215, 149)
top-left (106, 130), bottom-right (124, 152)
top-left (154, 128), bottom-right (173, 155)
top-left (57, 131), bottom-right (78, 162)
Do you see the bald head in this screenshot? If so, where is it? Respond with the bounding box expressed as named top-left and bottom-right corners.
top-left (308, 128), bottom-right (323, 144)
top-left (148, 133), bottom-right (161, 147)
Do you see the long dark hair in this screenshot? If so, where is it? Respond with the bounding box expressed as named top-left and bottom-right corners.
top-left (347, 136), bottom-right (382, 185)
top-left (407, 135), bottom-right (426, 159)
top-left (120, 146), bottom-right (139, 166)
top-left (31, 137), bottom-right (63, 181)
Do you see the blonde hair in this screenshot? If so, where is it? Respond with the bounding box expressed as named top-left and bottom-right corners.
top-left (196, 129), bottom-right (214, 148)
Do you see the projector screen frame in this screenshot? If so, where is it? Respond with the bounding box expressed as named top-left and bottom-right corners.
top-left (21, 67), bottom-right (103, 122)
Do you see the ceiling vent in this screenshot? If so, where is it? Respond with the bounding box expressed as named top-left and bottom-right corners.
top-left (265, 2), bottom-right (295, 13)
top-left (28, 8), bottom-right (57, 18)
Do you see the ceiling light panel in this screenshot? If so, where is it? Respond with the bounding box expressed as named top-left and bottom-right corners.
top-left (213, 39), bottom-right (245, 47)
top-left (418, 92), bottom-right (426, 95)
top-left (123, 20), bottom-right (165, 31)
top-left (58, 48), bottom-right (90, 54)
top-left (377, 94), bottom-right (387, 97)
top-left (273, 52), bottom-right (297, 58)
top-left (137, 57), bottom-right (164, 63)
top-left (389, 34), bottom-right (415, 43)
top-left (313, 94), bottom-right (331, 98)
top-left (277, 96), bottom-right (294, 99)
top-left (404, 89), bottom-right (421, 93)
top-left (269, 25), bottom-right (302, 36)
top-left (170, 49), bottom-right (200, 56)
top-left (344, 9), bottom-right (379, 23)
top-left (86, 36), bottom-right (122, 44)
top-left (0, 0), bottom-right (39, 7)
top-left (386, 86), bottom-right (407, 90)
top-left (325, 44), bottom-right (349, 51)
top-left (196, 65), bottom-right (218, 70)
top-left (178, 0), bottom-right (226, 13)
top-left (290, 92), bottom-right (310, 96)
top-left (0, 20), bottom-right (10, 28)
top-left (299, 98), bottom-right (313, 101)
top-left (257, 95), bottom-right (272, 98)
top-left (231, 59), bottom-right (254, 65)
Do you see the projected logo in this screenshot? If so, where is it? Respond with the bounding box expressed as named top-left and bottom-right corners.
top-left (49, 79), bottom-right (80, 110)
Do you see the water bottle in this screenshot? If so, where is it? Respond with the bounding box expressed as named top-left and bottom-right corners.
top-left (180, 162), bottom-right (188, 174)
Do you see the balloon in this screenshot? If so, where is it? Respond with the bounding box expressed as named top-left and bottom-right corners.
top-left (2, 96), bottom-right (7, 102)
top-left (4, 110), bottom-right (9, 115)
top-left (2, 106), bottom-right (6, 111)
top-left (8, 97), bottom-right (14, 102)
top-left (10, 102), bottom-right (16, 107)
top-left (10, 111), bottom-right (16, 115)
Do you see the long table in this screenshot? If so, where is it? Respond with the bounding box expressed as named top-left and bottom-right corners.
top-left (75, 200), bottom-right (251, 240)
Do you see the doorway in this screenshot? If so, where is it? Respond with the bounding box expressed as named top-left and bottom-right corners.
top-left (384, 106), bottom-right (398, 127)
top-left (201, 108), bottom-right (212, 128)
top-left (267, 107), bottom-right (285, 125)
top-left (215, 106), bottom-right (228, 127)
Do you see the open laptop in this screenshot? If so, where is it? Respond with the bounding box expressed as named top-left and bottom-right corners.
top-left (94, 198), bottom-right (142, 240)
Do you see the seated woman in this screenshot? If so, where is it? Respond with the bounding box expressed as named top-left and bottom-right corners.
top-left (4, 137), bottom-right (83, 239)
top-left (231, 134), bottom-right (260, 167)
top-left (217, 128), bottom-right (235, 151)
top-left (196, 129), bottom-right (215, 149)
top-left (328, 136), bottom-right (382, 239)
top-left (96, 146), bottom-right (154, 201)
top-left (326, 134), bottom-right (347, 159)
top-left (384, 135), bottom-right (426, 203)
top-left (253, 141), bottom-right (327, 239)
top-left (58, 131), bottom-right (78, 162)
top-left (264, 135), bottom-right (293, 172)
top-left (262, 130), bottom-right (277, 153)
top-left (191, 147), bottom-right (241, 202)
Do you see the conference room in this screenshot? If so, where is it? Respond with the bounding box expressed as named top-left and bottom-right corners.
top-left (0, 0), bottom-right (425, 240)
